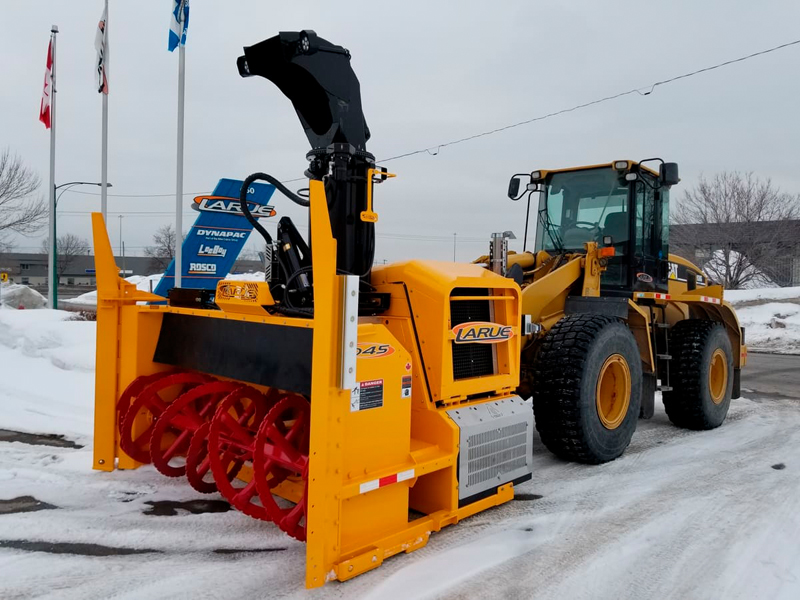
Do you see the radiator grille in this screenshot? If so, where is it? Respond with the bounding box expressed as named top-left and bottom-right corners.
top-left (450, 289), bottom-right (494, 380)
top-left (466, 422), bottom-right (528, 487)
top-left (447, 396), bottom-right (533, 501)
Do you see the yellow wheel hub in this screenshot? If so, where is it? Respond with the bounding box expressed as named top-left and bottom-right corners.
top-left (708, 348), bottom-right (728, 405)
top-left (596, 354), bottom-right (631, 430)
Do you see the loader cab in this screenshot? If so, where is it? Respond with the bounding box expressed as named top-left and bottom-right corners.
top-left (525, 161), bottom-right (676, 295)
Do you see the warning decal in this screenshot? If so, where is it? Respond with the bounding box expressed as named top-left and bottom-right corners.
top-left (351, 378), bottom-right (384, 412)
top-left (401, 375), bottom-right (412, 398)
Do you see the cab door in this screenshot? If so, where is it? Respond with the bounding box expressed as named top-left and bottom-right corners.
top-left (632, 177), bottom-right (669, 293)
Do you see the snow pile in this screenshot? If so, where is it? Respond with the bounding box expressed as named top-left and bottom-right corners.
top-left (0, 281), bottom-right (47, 309)
top-left (726, 286), bottom-right (800, 306)
top-left (721, 286), bottom-right (800, 353)
top-left (0, 309), bottom-right (95, 438)
top-left (126, 273), bottom-right (163, 292)
top-left (735, 302), bottom-right (800, 354)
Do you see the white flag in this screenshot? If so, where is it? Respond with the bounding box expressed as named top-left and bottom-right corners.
top-left (95, 5), bottom-right (108, 94)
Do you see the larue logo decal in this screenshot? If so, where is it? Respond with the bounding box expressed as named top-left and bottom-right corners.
top-left (452, 321), bottom-right (514, 344)
top-left (192, 196), bottom-right (276, 218)
top-left (217, 282), bottom-right (258, 302)
top-left (636, 272), bottom-right (654, 283)
top-left (356, 343), bottom-right (395, 358)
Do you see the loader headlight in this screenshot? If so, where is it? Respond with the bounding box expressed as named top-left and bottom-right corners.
top-left (613, 160), bottom-right (629, 170)
top-left (530, 170), bottom-right (543, 181)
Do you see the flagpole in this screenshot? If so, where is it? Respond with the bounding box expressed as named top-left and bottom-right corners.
top-left (47, 25), bottom-right (58, 309)
top-left (100, 0), bottom-right (109, 221)
top-left (175, 39), bottom-right (185, 288)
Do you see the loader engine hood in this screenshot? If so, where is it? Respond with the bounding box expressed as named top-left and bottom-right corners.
top-left (237, 30), bottom-right (370, 152)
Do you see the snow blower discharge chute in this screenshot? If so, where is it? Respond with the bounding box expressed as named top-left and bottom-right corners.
top-left (92, 30), bottom-right (531, 588)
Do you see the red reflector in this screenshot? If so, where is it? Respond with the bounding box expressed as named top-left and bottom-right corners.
top-left (599, 247), bottom-right (616, 257)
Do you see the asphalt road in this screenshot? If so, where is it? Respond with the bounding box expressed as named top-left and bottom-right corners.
top-left (742, 352), bottom-right (800, 400)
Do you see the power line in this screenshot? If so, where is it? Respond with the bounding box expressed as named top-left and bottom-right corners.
top-left (379, 38), bottom-right (800, 162)
top-left (66, 189), bottom-right (206, 198)
top-left (52, 38), bottom-right (800, 200)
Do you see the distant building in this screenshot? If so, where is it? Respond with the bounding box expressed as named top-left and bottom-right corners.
top-left (670, 221), bottom-right (800, 286)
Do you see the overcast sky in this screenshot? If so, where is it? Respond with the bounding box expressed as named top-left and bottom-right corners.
top-left (2, 0), bottom-right (799, 263)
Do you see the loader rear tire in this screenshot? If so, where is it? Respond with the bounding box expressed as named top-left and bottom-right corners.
top-left (662, 320), bottom-right (733, 430)
top-left (532, 314), bottom-right (642, 464)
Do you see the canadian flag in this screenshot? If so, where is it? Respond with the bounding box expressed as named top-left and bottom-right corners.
top-left (39, 40), bottom-right (52, 128)
top-left (95, 6), bottom-right (108, 94)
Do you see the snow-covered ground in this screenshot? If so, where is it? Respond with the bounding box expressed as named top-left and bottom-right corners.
top-left (0, 308), bottom-right (799, 599)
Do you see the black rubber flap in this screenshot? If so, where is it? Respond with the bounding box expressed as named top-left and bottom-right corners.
top-left (153, 313), bottom-right (313, 395)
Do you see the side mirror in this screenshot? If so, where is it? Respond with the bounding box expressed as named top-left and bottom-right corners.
top-left (660, 162), bottom-right (680, 186)
top-left (507, 174), bottom-right (530, 200)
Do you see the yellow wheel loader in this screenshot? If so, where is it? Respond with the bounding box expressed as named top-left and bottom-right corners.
top-left (474, 160), bottom-right (747, 463)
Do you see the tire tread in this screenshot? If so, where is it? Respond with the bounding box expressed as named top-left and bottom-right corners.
top-left (532, 314), bottom-right (632, 464)
top-left (662, 320), bottom-right (728, 429)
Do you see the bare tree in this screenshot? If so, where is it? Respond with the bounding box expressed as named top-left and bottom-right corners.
top-left (0, 149), bottom-right (46, 249)
top-left (40, 233), bottom-right (91, 277)
top-left (671, 172), bottom-right (800, 289)
top-left (144, 224), bottom-right (177, 272)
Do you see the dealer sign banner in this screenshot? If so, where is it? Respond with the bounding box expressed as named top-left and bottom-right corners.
top-left (153, 178), bottom-right (276, 297)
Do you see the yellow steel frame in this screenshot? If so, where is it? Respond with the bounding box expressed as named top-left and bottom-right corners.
top-left (91, 179), bottom-right (525, 589)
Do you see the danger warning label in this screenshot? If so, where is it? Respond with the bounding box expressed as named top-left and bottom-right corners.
top-left (401, 375), bottom-right (412, 398)
top-left (350, 378), bottom-right (384, 412)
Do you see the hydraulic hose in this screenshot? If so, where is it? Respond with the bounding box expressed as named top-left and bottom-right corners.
top-left (239, 172), bottom-right (310, 248)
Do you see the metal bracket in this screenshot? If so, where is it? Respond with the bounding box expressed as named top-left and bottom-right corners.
top-left (340, 275), bottom-right (359, 390)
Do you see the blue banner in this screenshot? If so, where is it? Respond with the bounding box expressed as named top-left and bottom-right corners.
top-left (153, 178), bottom-right (276, 297)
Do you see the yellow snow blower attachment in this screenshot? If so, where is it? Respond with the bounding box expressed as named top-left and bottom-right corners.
top-left (92, 30), bottom-right (532, 588)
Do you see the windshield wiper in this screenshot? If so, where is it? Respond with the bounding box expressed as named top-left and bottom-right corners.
top-left (538, 207), bottom-right (564, 254)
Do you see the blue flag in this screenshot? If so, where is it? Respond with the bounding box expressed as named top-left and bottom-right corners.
top-left (168, 0), bottom-right (189, 51)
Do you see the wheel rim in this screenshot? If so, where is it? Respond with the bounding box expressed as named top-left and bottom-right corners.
top-left (708, 348), bottom-right (728, 405)
top-left (595, 353), bottom-right (631, 430)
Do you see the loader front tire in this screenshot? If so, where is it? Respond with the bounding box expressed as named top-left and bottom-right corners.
top-left (532, 314), bottom-right (642, 464)
top-left (662, 320), bottom-right (733, 430)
